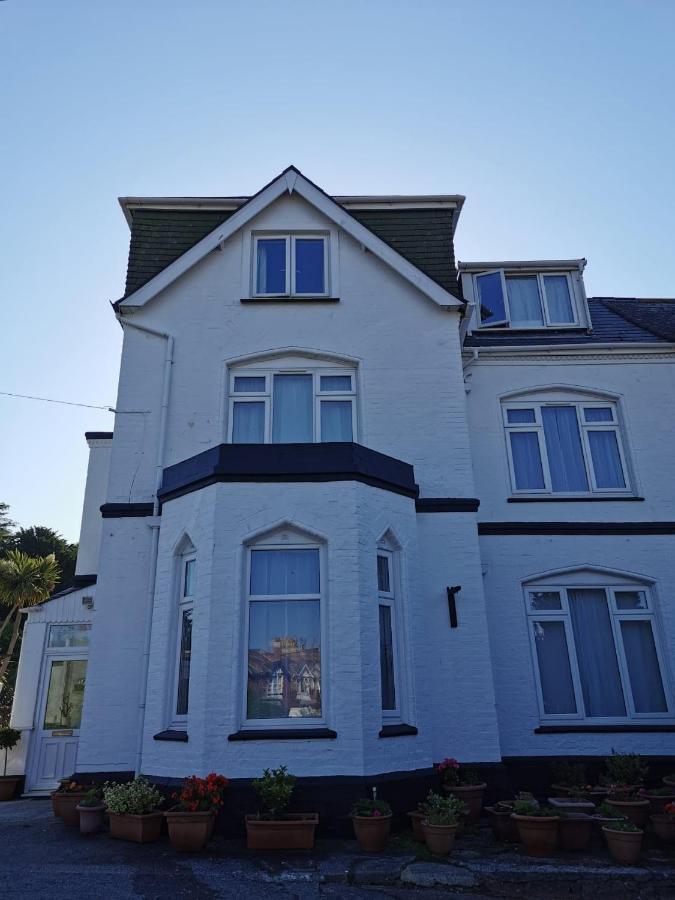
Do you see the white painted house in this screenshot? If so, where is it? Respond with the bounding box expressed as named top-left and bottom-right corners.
top-left (10, 168), bottom-right (675, 819)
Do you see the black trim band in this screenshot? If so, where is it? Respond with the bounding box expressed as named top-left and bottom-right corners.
top-left (416, 498), bottom-right (480, 513)
top-left (240, 297), bottom-right (340, 304)
top-left (479, 522), bottom-right (675, 535)
top-left (379, 723), bottom-right (418, 738)
top-left (228, 728), bottom-right (337, 741)
top-left (100, 503), bottom-right (155, 518)
top-left (508, 496), bottom-right (645, 503)
top-left (153, 730), bottom-right (188, 742)
top-left (159, 443), bottom-right (418, 503)
top-left (535, 725), bottom-right (675, 734)
top-left (85, 431), bottom-right (113, 441)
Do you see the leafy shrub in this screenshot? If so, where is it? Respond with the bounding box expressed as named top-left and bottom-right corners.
top-left (79, 788), bottom-right (103, 808)
top-left (351, 797), bottom-right (392, 818)
top-left (597, 802), bottom-right (626, 819)
top-left (252, 766), bottom-right (296, 819)
top-left (420, 790), bottom-right (466, 826)
top-left (0, 727), bottom-right (21, 752)
top-left (605, 820), bottom-right (642, 833)
top-left (103, 777), bottom-right (161, 815)
top-left (513, 798), bottom-right (557, 817)
top-left (551, 761), bottom-right (587, 788)
top-left (173, 773), bottom-right (229, 813)
top-left (600, 752), bottom-right (649, 787)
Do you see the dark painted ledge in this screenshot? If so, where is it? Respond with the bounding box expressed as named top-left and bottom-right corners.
top-left (101, 502), bottom-right (155, 518)
top-left (153, 730), bottom-right (188, 742)
top-left (379, 723), bottom-right (418, 738)
top-left (85, 431), bottom-right (113, 441)
top-left (479, 522), bottom-right (675, 535)
top-left (228, 728), bottom-right (337, 741)
top-left (508, 496), bottom-right (645, 503)
top-left (416, 498), bottom-right (479, 513)
top-left (535, 725), bottom-right (675, 734)
top-left (240, 297), bottom-right (340, 304)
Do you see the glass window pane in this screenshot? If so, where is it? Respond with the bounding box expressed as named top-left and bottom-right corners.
top-left (507, 408), bottom-right (536, 424)
top-left (506, 276), bottom-right (543, 326)
top-left (620, 620), bottom-right (667, 713)
top-left (588, 431), bottom-right (626, 488)
top-left (615, 590), bottom-right (648, 610)
top-left (234, 376), bottom-right (266, 393)
top-left (529, 591), bottom-right (562, 611)
top-left (272, 374), bottom-right (313, 442)
top-left (584, 407), bottom-right (613, 423)
top-left (232, 402), bottom-right (265, 443)
top-left (250, 549), bottom-right (320, 595)
top-left (377, 555), bottom-right (390, 593)
top-left (544, 275), bottom-right (575, 323)
top-left (184, 559), bottom-right (195, 597)
top-left (542, 406), bottom-right (589, 492)
top-left (532, 621), bottom-right (577, 714)
top-left (379, 605), bottom-right (396, 710)
top-left (510, 432), bottom-right (545, 490)
top-left (295, 239), bottom-right (325, 294)
top-left (247, 600), bottom-right (321, 719)
top-left (477, 272), bottom-right (506, 325)
top-left (320, 401), bottom-right (352, 442)
top-left (43, 659), bottom-right (87, 729)
top-left (568, 589), bottom-right (626, 716)
top-left (175, 609), bottom-right (192, 716)
top-left (48, 624), bottom-right (91, 648)
top-left (256, 238), bottom-right (286, 293)
top-left (320, 375), bottom-right (352, 392)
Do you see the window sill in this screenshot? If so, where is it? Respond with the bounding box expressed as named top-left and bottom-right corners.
top-left (241, 297), bottom-right (339, 304)
top-left (534, 724), bottom-right (675, 734)
top-left (379, 723), bottom-right (418, 738)
top-left (153, 730), bottom-right (188, 742)
top-left (228, 727), bottom-right (337, 741)
top-left (508, 496), bottom-right (644, 503)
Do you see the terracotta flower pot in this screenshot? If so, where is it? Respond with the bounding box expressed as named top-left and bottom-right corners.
top-left (605, 797), bottom-right (649, 828)
top-left (351, 814), bottom-right (392, 852)
top-left (511, 814), bottom-right (560, 857)
top-left (651, 814), bottom-right (675, 844)
top-left (443, 783), bottom-right (487, 823)
top-left (76, 803), bottom-right (106, 835)
top-left (639, 791), bottom-right (675, 817)
top-left (558, 815), bottom-right (593, 851)
top-left (108, 811), bottom-right (163, 843)
top-left (245, 814), bottom-right (318, 850)
top-left (0, 776), bottom-right (20, 802)
top-left (52, 792), bottom-right (88, 826)
top-left (485, 806), bottom-right (519, 842)
top-left (662, 775), bottom-right (675, 789)
top-left (422, 821), bottom-right (458, 856)
top-left (165, 810), bottom-right (215, 852)
top-left (407, 810), bottom-right (425, 841)
top-left (603, 826), bottom-right (643, 865)
top-left (548, 797), bottom-right (596, 815)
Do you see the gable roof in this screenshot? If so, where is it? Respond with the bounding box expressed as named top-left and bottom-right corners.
top-left (116, 167), bottom-right (463, 311)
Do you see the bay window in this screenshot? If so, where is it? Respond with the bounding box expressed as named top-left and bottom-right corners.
top-left (254, 234), bottom-right (328, 297)
top-left (525, 581), bottom-right (671, 722)
top-left (172, 555), bottom-right (195, 723)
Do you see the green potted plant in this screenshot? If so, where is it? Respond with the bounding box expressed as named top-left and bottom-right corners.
top-left (511, 798), bottom-right (559, 857)
top-left (603, 791), bottom-right (649, 827)
top-left (437, 757), bottom-right (486, 823)
top-left (0, 727), bottom-right (21, 801)
top-left (52, 780), bottom-right (90, 826)
top-left (246, 766), bottom-right (318, 850)
top-left (76, 788), bottom-right (106, 835)
top-left (419, 790), bottom-right (466, 856)
top-left (103, 777), bottom-right (163, 843)
top-left (602, 820), bottom-right (643, 865)
top-left (651, 801), bottom-right (675, 844)
top-left (600, 751), bottom-right (649, 793)
top-left (639, 786), bottom-right (675, 817)
top-left (166, 773), bottom-right (228, 852)
top-left (351, 793), bottom-right (392, 853)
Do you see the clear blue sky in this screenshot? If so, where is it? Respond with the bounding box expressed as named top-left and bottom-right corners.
top-left (1, 0), bottom-right (674, 542)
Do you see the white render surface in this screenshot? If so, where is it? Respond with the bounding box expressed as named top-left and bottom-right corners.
top-left (75, 437), bottom-right (112, 577)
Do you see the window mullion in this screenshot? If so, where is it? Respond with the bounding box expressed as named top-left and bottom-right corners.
top-left (287, 237), bottom-right (293, 295)
top-left (611, 609), bottom-right (637, 718)
top-left (536, 424), bottom-right (553, 492)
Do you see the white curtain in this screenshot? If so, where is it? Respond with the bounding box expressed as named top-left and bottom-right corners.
top-left (542, 406), bottom-right (589, 491)
top-left (256, 239), bottom-right (285, 293)
top-left (510, 432), bottom-right (545, 489)
top-left (250, 548), bottom-right (320, 595)
top-left (506, 277), bottom-right (543, 326)
top-left (568, 589), bottom-right (626, 716)
top-left (232, 402), bottom-right (265, 443)
top-left (272, 375), bottom-right (313, 442)
top-left (320, 401), bottom-right (352, 441)
top-left (588, 431), bottom-right (625, 488)
top-left (533, 620), bottom-right (577, 714)
top-left (620, 620), bottom-right (667, 712)
top-left (544, 275), bottom-right (575, 323)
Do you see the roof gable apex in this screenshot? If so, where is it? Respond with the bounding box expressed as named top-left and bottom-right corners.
top-left (116, 167), bottom-right (462, 311)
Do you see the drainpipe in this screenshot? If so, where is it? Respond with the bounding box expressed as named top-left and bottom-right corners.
top-left (116, 314), bottom-right (174, 775)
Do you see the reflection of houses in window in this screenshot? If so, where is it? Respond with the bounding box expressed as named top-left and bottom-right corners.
top-left (247, 639), bottom-right (321, 719)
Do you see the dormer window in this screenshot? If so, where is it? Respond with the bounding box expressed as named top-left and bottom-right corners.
top-left (475, 270), bottom-right (577, 328)
top-left (254, 234), bottom-right (328, 297)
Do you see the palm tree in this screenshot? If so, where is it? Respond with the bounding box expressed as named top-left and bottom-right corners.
top-left (0, 551), bottom-right (60, 684)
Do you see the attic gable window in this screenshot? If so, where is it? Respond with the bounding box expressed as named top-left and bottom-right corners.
top-left (476, 270), bottom-right (577, 328)
top-left (254, 234), bottom-right (327, 297)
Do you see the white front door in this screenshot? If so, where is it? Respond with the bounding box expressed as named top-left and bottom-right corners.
top-left (26, 624), bottom-right (90, 793)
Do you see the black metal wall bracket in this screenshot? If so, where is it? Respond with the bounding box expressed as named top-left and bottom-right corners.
top-left (447, 586), bottom-right (461, 627)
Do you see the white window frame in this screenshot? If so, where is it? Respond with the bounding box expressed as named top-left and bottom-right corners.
top-left (228, 367), bottom-right (357, 444)
top-left (475, 270), bottom-right (579, 329)
top-left (377, 549), bottom-right (402, 722)
top-left (242, 541), bottom-right (326, 730)
top-left (169, 554), bottom-right (196, 728)
top-left (253, 233), bottom-right (329, 298)
top-left (524, 582), bottom-right (673, 724)
top-left (502, 399), bottom-right (632, 497)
